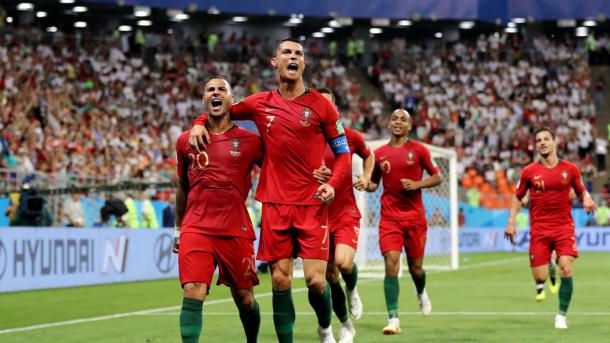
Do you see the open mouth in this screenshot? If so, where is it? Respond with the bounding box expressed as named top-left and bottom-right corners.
top-left (211, 98), bottom-right (223, 111)
top-left (287, 63), bottom-right (299, 72)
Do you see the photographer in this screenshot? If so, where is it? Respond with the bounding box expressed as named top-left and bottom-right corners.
top-left (11, 184), bottom-right (53, 227)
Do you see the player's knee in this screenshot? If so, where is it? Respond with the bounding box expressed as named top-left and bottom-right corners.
top-left (235, 292), bottom-right (254, 310)
top-left (271, 272), bottom-right (292, 291)
top-left (335, 257), bottom-right (353, 273)
top-left (183, 282), bottom-right (207, 300)
top-left (559, 264), bottom-right (572, 277)
top-left (305, 273), bottom-right (326, 293)
top-left (325, 268), bottom-right (340, 284)
top-left (409, 264), bottom-right (424, 278)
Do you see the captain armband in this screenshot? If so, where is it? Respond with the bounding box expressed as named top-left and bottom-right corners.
top-left (330, 135), bottom-right (350, 154)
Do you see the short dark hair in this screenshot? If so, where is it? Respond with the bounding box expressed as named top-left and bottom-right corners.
top-left (204, 75), bottom-right (229, 85)
top-left (275, 38), bottom-right (303, 54)
top-left (317, 88), bottom-right (335, 103)
top-left (534, 126), bottom-right (556, 141)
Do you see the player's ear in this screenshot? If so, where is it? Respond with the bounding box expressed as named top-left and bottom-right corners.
top-left (271, 57), bottom-right (278, 68)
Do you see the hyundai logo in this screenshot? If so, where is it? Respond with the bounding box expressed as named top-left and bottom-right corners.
top-left (154, 233), bottom-right (176, 273)
top-left (0, 240), bottom-right (7, 281)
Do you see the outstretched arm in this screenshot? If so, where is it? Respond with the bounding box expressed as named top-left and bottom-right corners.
top-left (189, 99), bottom-right (256, 149)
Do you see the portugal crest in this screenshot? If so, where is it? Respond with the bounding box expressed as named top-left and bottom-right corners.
top-left (230, 138), bottom-right (241, 157)
top-left (561, 171), bottom-right (568, 184)
top-left (406, 151), bottom-right (415, 165)
top-left (300, 108), bottom-right (312, 126)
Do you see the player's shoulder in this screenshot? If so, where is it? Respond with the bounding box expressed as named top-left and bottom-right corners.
top-left (345, 127), bottom-right (363, 141)
top-left (374, 143), bottom-right (391, 155)
top-left (560, 160), bottom-right (581, 172)
top-left (409, 139), bottom-right (429, 152)
top-left (242, 91), bottom-right (271, 104)
top-left (521, 162), bottom-right (540, 175)
top-left (177, 131), bottom-right (190, 144)
top-left (233, 127), bottom-right (260, 140)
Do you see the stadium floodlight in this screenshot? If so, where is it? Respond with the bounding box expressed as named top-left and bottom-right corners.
top-left (17, 3), bottom-right (34, 11)
top-left (207, 6), bottom-right (220, 14)
top-left (312, 32), bottom-right (325, 38)
top-left (137, 20), bottom-right (152, 27)
top-left (369, 27), bottom-right (383, 34)
top-left (167, 29), bottom-right (173, 34)
top-left (134, 6), bottom-right (151, 17)
top-left (6, 17), bottom-right (13, 23)
top-left (73, 6), bottom-right (88, 13)
top-left (512, 17), bottom-right (526, 23)
top-left (288, 15), bottom-right (302, 24)
top-left (299, 35), bottom-right (306, 41)
top-left (60, 0), bottom-right (75, 3)
top-left (576, 26), bottom-right (588, 37)
top-left (435, 32), bottom-right (443, 38)
top-left (74, 21), bottom-right (87, 28)
top-left (505, 27), bottom-right (518, 33)
top-left (459, 21), bottom-right (475, 29)
top-left (397, 20), bottom-right (411, 26)
top-left (46, 26), bottom-right (58, 33)
top-left (329, 20), bottom-right (340, 28)
top-left (173, 13), bottom-right (189, 21)
top-left (233, 16), bottom-right (248, 22)
top-left (118, 25), bottom-right (132, 32)
top-left (507, 22), bottom-right (516, 28)
top-left (583, 20), bottom-right (597, 27)
top-left (36, 11), bottom-right (47, 18)
top-left (321, 27), bottom-right (334, 33)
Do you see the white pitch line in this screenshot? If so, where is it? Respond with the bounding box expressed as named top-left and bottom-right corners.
top-left (0, 256), bottom-right (519, 335)
top-left (138, 311), bottom-right (610, 317)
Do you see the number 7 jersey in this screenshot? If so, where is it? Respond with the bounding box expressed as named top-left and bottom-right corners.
top-left (175, 126), bottom-right (263, 239)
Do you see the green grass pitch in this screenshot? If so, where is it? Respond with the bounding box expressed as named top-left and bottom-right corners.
top-left (1, 252), bottom-right (609, 342)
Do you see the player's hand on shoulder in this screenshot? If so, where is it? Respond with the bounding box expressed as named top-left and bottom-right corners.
top-left (189, 125), bottom-right (210, 151)
top-left (504, 223), bottom-right (517, 244)
top-left (400, 178), bottom-right (420, 191)
top-left (313, 165), bottom-right (332, 185)
top-left (316, 183), bottom-right (335, 204)
top-left (353, 174), bottom-right (370, 191)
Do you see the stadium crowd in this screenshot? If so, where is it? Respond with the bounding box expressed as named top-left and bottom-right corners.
top-left (0, 28), bottom-right (380, 191)
top-left (1, 27), bottom-right (608, 219)
top-left (369, 33), bottom-right (607, 208)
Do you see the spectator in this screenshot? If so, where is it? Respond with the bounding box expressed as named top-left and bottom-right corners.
top-left (63, 193), bottom-right (85, 227)
top-left (596, 201), bottom-right (610, 226)
top-left (162, 191), bottom-right (176, 228)
top-left (595, 132), bottom-right (608, 174)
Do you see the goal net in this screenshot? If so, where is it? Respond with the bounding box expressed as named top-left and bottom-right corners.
top-left (353, 139), bottom-right (459, 277)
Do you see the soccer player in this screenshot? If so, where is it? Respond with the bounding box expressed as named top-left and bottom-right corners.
top-left (314, 88), bottom-right (375, 343)
top-left (174, 76), bottom-right (263, 343)
top-left (504, 126), bottom-right (597, 329)
top-left (189, 39), bottom-right (351, 343)
top-left (364, 109), bottom-right (442, 335)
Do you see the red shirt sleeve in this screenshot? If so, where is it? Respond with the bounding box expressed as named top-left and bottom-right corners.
top-left (320, 99), bottom-right (351, 189)
top-left (349, 129), bottom-right (371, 160)
top-left (420, 144), bottom-right (439, 175)
top-left (371, 149), bottom-right (382, 185)
top-left (515, 167), bottom-right (530, 200)
top-left (570, 164), bottom-right (586, 197)
top-left (175, 134), bottom-right (188, 179)
top-left (191, 95), bottom-right (257, 127)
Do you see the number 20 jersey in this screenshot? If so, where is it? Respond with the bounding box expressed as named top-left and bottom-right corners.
top-left (175, 126), bottom-right (263, 239)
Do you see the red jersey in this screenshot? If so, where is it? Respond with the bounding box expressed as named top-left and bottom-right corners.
top-left (515, 160), bottom-right (586, 231)
top-left (323, 128), bottom-right (371, 219)
top-left (371, 140), bottom-right (440, 220)
top-left (193, 89), bottom-right (350, 205)
top-left (176, 126), bottom-right (263, 239)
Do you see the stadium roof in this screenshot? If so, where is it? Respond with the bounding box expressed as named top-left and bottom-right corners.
top-left (80, 0), bottom-right (610, 22)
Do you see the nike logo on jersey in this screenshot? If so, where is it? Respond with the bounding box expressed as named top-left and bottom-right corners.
top-left (534, 175), bottom-right (542, 180)
top-left (265, 108), bottom-right (275, 112)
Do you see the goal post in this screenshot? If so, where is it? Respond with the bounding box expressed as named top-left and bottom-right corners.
top-left (353, 139), bottom-right (459, 277)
